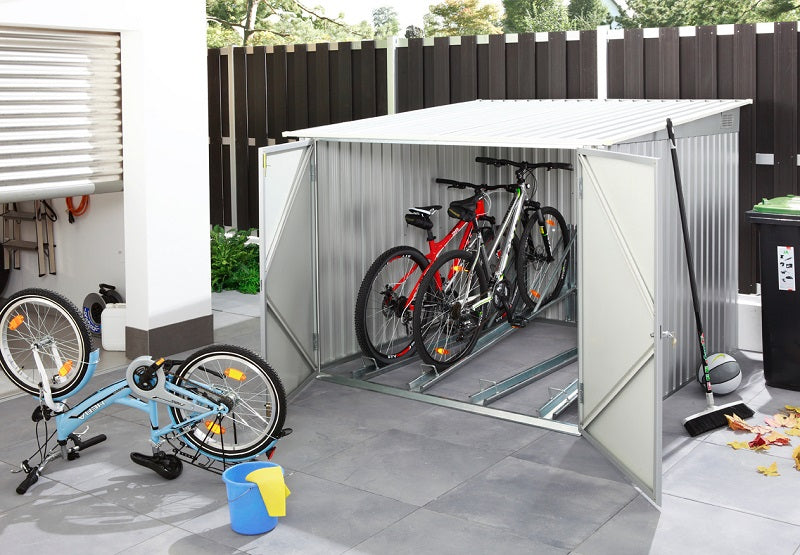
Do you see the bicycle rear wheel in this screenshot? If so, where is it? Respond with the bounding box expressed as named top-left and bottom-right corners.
top-left (412, 249), bottom-right (487, 369)
top-left (0, 288), bottom-right (92, 397)
top-left (516, 207), bottom-right (570, 310)
top-left (168, 344), bottom-right (286, 461)
top-left (355, 246), bottom-right (428, 366)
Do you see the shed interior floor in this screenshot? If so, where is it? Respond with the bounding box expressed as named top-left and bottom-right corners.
top-left (326, 319), bottom-right (579, 425)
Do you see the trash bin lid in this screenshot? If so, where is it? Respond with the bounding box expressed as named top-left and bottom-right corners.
top-left (752, 195), bottom-right (800, 215)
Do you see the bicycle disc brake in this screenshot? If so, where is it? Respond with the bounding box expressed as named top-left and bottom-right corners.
top-left (125, 356), bottom-right (217, 413)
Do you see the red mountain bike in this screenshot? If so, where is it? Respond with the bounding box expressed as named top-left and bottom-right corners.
top-left (354, 179), bottom-right (495, 366)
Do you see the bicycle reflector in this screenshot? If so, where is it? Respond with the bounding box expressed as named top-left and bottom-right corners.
top-left (58, 360), bottom-right (73, 377)
top-left (204, 420), bottom-right (226, 435)
top-left (8, 314), bottom-right (24, 330)
top-left (435, 347), bottom-right (450, 355)
top-left (545, 219), bottom-right (556, 227)
top-left (224, 367), bottom-right (247, 381)
top-left (452, 265), bottom-right (464, 272)
top-left (529, 290), bottom-right (541, 299)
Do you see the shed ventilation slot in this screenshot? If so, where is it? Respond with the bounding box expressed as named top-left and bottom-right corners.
top-left (720, 113), bottom-right (734, 129)
top-left (0, 26), bottom-right (123, 202)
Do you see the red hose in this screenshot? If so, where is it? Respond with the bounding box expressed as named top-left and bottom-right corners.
top-left (66, 196), bottom-right (90, 222)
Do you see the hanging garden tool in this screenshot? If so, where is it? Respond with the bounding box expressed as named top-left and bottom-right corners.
top-left (66, 196), bottom-right (90, 223)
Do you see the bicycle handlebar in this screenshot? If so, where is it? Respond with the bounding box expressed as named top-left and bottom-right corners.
top-left (435, 177), bottom-right (515, 193)
top-left (475, 156), bottom-right (574, 172)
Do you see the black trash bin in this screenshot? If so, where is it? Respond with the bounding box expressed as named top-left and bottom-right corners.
top-left (745, 195), bottom-right (800, 390)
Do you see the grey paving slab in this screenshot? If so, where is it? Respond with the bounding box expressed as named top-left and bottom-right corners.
top-left (663, 441), bottom-right (800, 524)
top-left (348, 507), bottom-right (568, 555)
top-left (425, 456), bottom-right (637, 550)
top-left (0, 481), bottom-right (171, 554)
top-left (661, 432), bottom-right (703, 473)
top-left (512, 431), bottom-right (629, 484)
top-left (571, 495), bottom-right (660, 555)
top-left (391, 404), bottom-right (550, 453)
top-left (303, 428), bottom-right (507, 506)
top-left (116, 526), bottom-right (247, 555)
top-left (180, 470), bottom-right (416, 555)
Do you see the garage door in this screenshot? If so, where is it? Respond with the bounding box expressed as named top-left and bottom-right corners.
top-left (578, 148), bottom-right (663, 504)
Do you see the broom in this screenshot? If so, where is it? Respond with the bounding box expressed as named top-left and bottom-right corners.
top-left (666, 118), bottom-right (754, 437)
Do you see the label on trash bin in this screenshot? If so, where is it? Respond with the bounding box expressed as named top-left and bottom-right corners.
top-left (778, 246), bottom-right (795, 291)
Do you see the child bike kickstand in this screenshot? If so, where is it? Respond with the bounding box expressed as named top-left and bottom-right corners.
top-left (1, 288), bottom-right (290, 494)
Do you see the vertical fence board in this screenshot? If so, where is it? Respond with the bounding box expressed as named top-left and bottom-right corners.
top-left (755, 31), bottom-right (774, 205)
top-left (489, 34), bottom-right (506, 99)
top-left (643, 38), bottom-right (660, 99)
top-left (717, 35), bottom-right (734, 99)
top-left (423, 43), bottom-right (435, 107)
top-left (566, 39), bottom-right (580, 98)
top-left (208, 50), bottom-right (224, 226)
top-left (434, 37), bottom-right (451, 105)
top-left (607, 37), bottom-right (624, 98)
top-left (354, 41), bottom-right (377, 119)
top-left (623, 28), bottom-right (644, 98)
top-left (679, 35), bottom-right (697, 99)
top-left (697, 26), bottom-right (718, 98)
top-left (456, 36), bottom-right (478, 102)
top-left (406, 38), bottom-right (424, 110)
top-left (247, 47), bottom-right (268, 142)
top-left (397, 44), bottom-right (409, 112)
top-left (518, 33), bottom-right (536, 98)
top-left (579, 30), bottom-right (597, 98)
top-left (477, 41), bottom-right (489, 98)
top-left (331, 42), bottom-right (354, 122)
top-left (734, 24), bottom-right (758, 292)
top-left (506, 40), bottom-right (520, 99)
top-left (548, 32), bottom-right (567, 98)
top-left (287, 44), bottom-right (309, 131)
top-left (773, 22), bottom-right (798, 197)
top-left (266, 46), bottom-right (288, 143)
top-left (309, 43), bottom-right (331, 126)
top-left (232, 47), bottom-right (251, 228)
top-left (375, 45), bottom-right (388, 115)
top-left (536, 40), bottom-right (550, 98)
top-left (659, 28), bottom-right (680, 98)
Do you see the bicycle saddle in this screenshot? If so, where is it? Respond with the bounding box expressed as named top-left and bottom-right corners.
top-left (447, 194), bottom-right (480, 222)
top-left (406, 205), bottom-right (441, 231)
top-left (408, 205), bottom-right (441, 216)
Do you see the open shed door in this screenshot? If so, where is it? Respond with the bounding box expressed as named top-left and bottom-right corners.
top-left (577, 149), bottom-right (662, 504)
top-left (259, 141), bottom-right (318, 393)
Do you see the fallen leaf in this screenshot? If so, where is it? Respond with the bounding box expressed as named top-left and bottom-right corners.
top-left (793, 446), bottom-right (800, 471)
top-left (785, 405), bottom-right (800, 414)
top-left (750, 425), bottom-right (774, 435)
top-left (773, 413), bottom-right (798, 428)
top-left (726, 414), bottom-right (753, 431)
top-left (757, 461), bottom-right (780, 476)
top-left (765, 416), bottom-right (779, 428)
top-left (787, 428), bottom-right (800, 437)
top-left (764, 431), bottom-right (791, 446)
top-left (749, 434), bottom-right (771, 450)
top-left (727, 441), bottom-right (750, 450)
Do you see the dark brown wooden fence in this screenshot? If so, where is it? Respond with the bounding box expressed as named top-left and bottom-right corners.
top-left (208, 24), bottom-right (800, 293)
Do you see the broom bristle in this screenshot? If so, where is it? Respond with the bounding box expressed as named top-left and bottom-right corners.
top-left (683, 401), bottom-right (754, 437)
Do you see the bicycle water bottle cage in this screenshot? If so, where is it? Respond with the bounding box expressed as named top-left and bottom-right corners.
top-left (447, 195), bottom-right (479, 222)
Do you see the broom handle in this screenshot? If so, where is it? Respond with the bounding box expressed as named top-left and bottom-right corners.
top-left (666, 119), bottom-right (712, 393)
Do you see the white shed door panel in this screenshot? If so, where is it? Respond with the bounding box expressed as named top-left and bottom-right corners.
top-left (260, 141), bottom-right (316, 393)
top-left (577, 149), bottom-right (661, 504)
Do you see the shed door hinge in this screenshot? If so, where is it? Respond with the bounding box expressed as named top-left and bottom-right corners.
top-left (312, 332), bottom-right (319, 352)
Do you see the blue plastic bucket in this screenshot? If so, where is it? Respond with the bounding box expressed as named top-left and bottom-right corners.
top-left (222, 461), bottom-right (281, 534)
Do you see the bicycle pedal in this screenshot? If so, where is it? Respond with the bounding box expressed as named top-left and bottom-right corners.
top-left (509, 318), bottom-right (527, 329)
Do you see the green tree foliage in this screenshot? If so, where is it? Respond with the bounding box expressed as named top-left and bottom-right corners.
top-left (502, 0), bottom-right (568, 33)
top-left (373, 6), bottom-right (400, 38)
top-left (616, 0), bottom-right (800, 27)
top-left (423, 0), bottom-right (503, 37)
top-left (568, 0), bottom-right (610, 30)
top-left (206, 0), bottom-right (372, 47)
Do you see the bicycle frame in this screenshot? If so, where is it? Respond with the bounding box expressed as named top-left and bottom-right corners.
top-left (34, 350), bottom-right (276, 462)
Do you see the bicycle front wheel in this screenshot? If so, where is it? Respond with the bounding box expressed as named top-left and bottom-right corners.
top-left (0, 288), bottom-right (92, 397)
top-left (168, 344), bottom-right (286, 461)
top-left (516, 207), bottom-right (570, 310)
top-left (412, 249), bottom-right (487, 369)
top-left (354, 245), bottom-right (428, 366)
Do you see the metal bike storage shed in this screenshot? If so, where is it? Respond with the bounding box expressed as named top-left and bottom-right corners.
top-left (259, 98), bottom-right (751, 504)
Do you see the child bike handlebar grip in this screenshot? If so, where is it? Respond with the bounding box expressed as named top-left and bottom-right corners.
top-left (16, 468), bottom-right (38, 494)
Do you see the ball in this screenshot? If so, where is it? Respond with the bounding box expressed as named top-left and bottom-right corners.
top-left (697, 352), bottom-right (742, 395)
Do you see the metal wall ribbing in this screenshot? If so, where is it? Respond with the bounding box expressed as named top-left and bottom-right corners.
top-left (611, 132), bottom-right (739, 394)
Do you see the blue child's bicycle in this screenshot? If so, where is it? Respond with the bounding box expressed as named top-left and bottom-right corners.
top-left (0, 288), bottom-right (290, 494)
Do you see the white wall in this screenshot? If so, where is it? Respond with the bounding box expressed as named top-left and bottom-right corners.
top-left (1, 1), bottom-right (211, 333)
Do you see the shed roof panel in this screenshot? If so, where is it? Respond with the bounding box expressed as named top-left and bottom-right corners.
top-left (284, 99), bottom-right (751, 149)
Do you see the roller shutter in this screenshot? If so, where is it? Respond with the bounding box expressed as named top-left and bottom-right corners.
top-left (0, 26), bottom-right (122, 202)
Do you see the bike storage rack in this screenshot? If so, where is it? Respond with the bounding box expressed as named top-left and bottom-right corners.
top-left (322, 228), bottom-right (581, 425)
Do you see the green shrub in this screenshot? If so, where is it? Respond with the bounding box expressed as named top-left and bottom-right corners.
top-left (210, 225), bottom-right (260, 293)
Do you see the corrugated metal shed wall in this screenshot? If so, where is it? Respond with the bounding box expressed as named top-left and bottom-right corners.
top-left (315, 141), bottom-right (576, 367)
top-left (312, 126), bottom-right (738, 396)
top-left (610, 133), bottom-right (739, 394)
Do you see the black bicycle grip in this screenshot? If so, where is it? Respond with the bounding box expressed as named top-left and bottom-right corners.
top-left (475, 156), bottom-right (505, 167)
top-left (435, 178), bottom-right (464, 188)
top-left (551, 162), bottom-right (574, 171)
top-left (76, 434), bottom-right (107, 450)
top-left (16, 468), bottom-right (39, 494)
